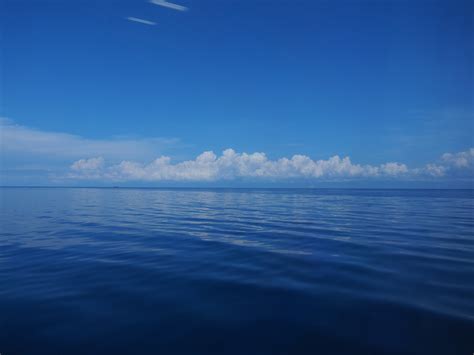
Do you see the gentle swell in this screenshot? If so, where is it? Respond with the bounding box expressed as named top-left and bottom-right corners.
top-left (0, 188), bottom-right (473, 355)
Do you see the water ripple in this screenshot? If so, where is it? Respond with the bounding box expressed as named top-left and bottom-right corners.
top-left (0, 188), bottom-right (473, 354)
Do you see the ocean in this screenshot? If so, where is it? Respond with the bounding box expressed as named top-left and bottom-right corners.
top-left (0, 187), bottom-right (473, 355)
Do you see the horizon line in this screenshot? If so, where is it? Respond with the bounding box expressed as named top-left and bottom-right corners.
top-left (1, 186), bottom-right (473, 190)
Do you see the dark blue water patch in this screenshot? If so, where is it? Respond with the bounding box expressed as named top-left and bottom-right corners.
top-left (0, 188), bottom-right (473, 355)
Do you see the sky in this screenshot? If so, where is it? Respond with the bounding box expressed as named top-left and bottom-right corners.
top-left (1, 0), bottom-right (473, 187)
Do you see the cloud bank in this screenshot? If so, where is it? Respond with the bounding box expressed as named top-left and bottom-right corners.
top-left (67, 148), bottom-right (474, 182)
top-left (2, 118), bottom-right (472, 184)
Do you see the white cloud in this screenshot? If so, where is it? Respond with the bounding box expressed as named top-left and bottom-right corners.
top-left (2, 118), bottom-right (472, 183)
top-left (150, 0), bottom-right (188, 11)
top-left (0, 118), bottom-right (179, 162)
top-left (67, 148), bottom-right (474, 182)
top-left (126, 17), bottom-right (157, 26)
top-left (380, 162), bottom-right (409, 175)
top-left (71, 157), bottom-right (104, 171)
top-left (441, 148), bottom-right (474, 168)
top-left (422, 164), bottom-right (447, 177)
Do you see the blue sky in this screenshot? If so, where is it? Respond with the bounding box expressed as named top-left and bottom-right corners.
top-left (1, 0), bottom-right (473, 186)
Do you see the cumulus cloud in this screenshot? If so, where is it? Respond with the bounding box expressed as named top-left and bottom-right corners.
top-left (441, 148), bottom-right (474, 168)
top-left (71, 157), bottom-right (105, 171)
top-left (422, 164), bottom-right (447, 177)
top-left (66, 148), bottom-right (473, 182)
top-left (2, 118), bottom-right (472, 184)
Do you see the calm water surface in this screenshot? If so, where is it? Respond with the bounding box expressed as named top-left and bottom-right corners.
top-left (0, 188), bottom-right (473, 355)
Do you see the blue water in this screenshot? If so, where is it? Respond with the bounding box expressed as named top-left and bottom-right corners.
top-left (0, 188), bottom-right (473, 355)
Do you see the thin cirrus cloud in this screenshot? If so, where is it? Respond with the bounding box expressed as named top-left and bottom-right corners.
top-left (68, 148), bottom-right (474, 182)
top-left (126, 17), bottom-right (157, 26)
top-left (149, 0), bottom-right (188, 11)
top-left (125, 0), bottom-right (187, 28)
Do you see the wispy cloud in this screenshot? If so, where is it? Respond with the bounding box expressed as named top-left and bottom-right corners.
top-left (67, 148), bottom-right (474, 182)
top-left (126, 17), bottom-right (157, 26)
top-left (150, 0), bottom-right (188, 12)
top-left (0, 118), bottom-right (179, 162)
